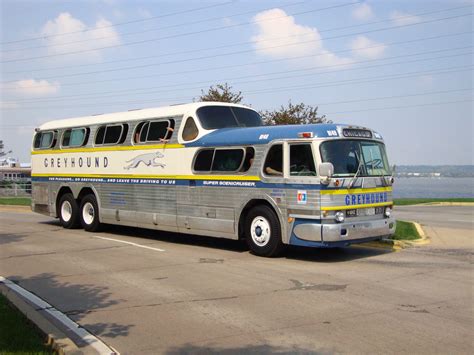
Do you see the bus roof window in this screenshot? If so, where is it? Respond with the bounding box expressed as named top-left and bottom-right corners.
top-left (182, 117), bottom-right (199, 141)
top-left (196, 106), bottom-right (262, 129)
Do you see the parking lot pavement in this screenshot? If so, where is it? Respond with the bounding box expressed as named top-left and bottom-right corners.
top-left (395, 205), bottom-right (474, 248)
top-left (0, 208), bottom-right (472, 354)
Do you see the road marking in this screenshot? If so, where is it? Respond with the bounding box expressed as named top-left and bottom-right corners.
top-left (93, 236), bottom-right (165, 252)
top-left (0, 276), bottom-right (118, 355)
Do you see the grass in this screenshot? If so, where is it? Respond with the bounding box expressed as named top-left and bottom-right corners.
top-left (394, 198), bottom-right (474, 206)
top-left (0, 293), bottom-right (52, 354)
top-left (391, 220), bottom-right (421, 241)
top-left (0, 197), bottom-right (31, 206)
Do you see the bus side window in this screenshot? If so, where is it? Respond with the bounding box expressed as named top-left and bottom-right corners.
top-left (182, 117), bottom-right (199, 141)
top-left (263, 144), bottom-right (283, 176)
top-left (212, 149), bottom-right (244, 172)
top-left (95, 124), bottom-right (127, 145)
top-left (194, 149), bottom-right (214, 171)
top-left (33, 131), bottom-right (56, 149)
top-left (290, 144), bottom-right (316, 176)
top-left (240, 147), bottom-right (255, 172)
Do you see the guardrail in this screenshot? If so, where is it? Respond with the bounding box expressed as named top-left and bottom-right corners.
top-left (0, 178), bottom-right (31, 196)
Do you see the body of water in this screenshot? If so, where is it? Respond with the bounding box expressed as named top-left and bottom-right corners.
top-left (393, 177), bottom-right (474, 199)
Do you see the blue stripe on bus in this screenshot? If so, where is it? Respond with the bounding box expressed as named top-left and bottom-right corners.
top-left (31, 176), bottom-right (389, 192)
top-left (31, 176), bottom-right (325, 190)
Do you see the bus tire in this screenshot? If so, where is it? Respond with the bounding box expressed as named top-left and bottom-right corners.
top-left (245, 205), bottom-right (285, 257)
top-left (80, 194), bottom-right (102, 232)
top-left (58, 193), bottom-right (80, 229)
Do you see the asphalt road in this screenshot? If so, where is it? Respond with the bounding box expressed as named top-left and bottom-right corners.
top-left (0, 206), bottom-right (472, 354)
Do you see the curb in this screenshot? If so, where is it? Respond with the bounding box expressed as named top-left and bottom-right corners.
top-left (0, 277), bottom-right (118, 355)
top-left (400, 202), bottom-right (474, 207)
top-left (362, 221), bottom-right (430, 251)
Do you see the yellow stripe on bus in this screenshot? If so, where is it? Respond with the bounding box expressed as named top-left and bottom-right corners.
top-left (320, 187), bottom-right (392, 195)
top-left (31, 144), bottom-right (185, 155)
top-left (321, 202), bottom-right (392, 211)
top-left (31, 173), bottom-right (261, 181)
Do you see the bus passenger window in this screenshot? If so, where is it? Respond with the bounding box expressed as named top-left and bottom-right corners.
top-left (264, 144), bottom-right (283, 176)
top-left (147, 121), bottom-right (169, 142)
top-left (104, 125), bottom-right (122, 144)
top-left (95, 124), bottom-right (126, 145)
top-left (62, 128), bottom-right (88, 148)
top-left (34, 131), bottom-right (55, 149)
top-left (290, 144), bottom-right (316, 176)
top-left (194, 149), bottom-right (214, 171)
top-left (182, 117), bottom-right (199, 141)
top-left (212, 149), bottom-right (244, 172)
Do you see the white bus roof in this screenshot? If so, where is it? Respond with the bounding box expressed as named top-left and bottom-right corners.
top-left (38, 102), bottom-right (254, 131)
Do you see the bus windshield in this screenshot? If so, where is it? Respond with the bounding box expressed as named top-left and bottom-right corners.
top-left (197, 106), bottom-right (262, 129)
top-left (320, 140), bottom-right (391, 177)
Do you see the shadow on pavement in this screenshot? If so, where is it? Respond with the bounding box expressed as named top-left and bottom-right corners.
top-left (102, 224), bottom-right (392, 263)
top-left (38, 219), bottom-right (392, 263)
top-left (7, 273), bottom-right (134, 339)
top-left (0, 233), bottom-right (27, 245)
top-left (165, 344), bottom-right (332, 355)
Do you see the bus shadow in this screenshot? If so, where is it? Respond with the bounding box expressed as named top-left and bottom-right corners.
top-left (102, 224), bottom-right (391, 262)
top-left (38, 220), bottom-right (392, 262)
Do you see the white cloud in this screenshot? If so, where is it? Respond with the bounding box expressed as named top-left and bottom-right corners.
top-left (252, 9), bottom-right (352, 68)
top-left (390, 10), bottom-right (422, 26)
top-left (10, 79), bottom-right (60, 96)
top-left (352, 3), bottom-right (374, 21)
top-left (351, 35), bottom-right (387, 59)
top-left (40, 12), bottom-right (121, 62)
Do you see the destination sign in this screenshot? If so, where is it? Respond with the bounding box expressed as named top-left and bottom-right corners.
top-left (342, 129), bottom-right (372, 138)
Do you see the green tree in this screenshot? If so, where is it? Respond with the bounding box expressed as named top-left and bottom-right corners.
top-left (199, 83), bottom-right (243, 103)
top-left (0, 140), bottom-right (12, 158)
top-left (260, 101), bottom-right (330, 125)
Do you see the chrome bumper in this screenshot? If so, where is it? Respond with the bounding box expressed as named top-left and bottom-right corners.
top-left (292, 217), bottom-right (395, 243)
top-left (322, 217), bottom-right (395, 242)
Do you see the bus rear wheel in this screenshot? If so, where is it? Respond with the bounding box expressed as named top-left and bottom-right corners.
top-left (245, 205), bottom-right (285, 257)
top-left (58, 193), bottom-right (80, 229)
top-left (80, 194), bottom-right (102, 232)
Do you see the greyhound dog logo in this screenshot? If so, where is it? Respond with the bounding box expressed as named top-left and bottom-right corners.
top-left (124, 151), bottom-right (166, 170)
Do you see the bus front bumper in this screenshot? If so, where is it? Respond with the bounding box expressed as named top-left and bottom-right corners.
top-left (290, 217), bottom-right (396, 247)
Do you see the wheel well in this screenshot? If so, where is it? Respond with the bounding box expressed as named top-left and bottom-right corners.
top-left (77, 187), bottom-right (95, 202)
top-left (238, 199), bottom-right (275, 240)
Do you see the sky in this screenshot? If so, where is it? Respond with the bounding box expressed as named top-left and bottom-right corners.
top-left (0, 0), bottom-right (472, 165)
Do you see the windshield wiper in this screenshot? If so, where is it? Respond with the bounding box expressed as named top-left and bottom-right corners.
top-left (349, 151), bottom-right (364, 189)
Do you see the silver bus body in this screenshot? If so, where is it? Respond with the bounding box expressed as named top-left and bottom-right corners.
top-left (31, 102), bottom-right (395, 256)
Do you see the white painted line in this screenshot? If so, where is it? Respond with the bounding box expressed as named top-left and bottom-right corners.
top-left (0, 276), bottom-right (118, 355)
top-left (93, 236), bottom-right (165, 252)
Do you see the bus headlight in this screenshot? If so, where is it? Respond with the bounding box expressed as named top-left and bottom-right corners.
top-left (335, 211), bottom-right (345, 223)
top-left (384, 207), bottom-right (392, 218)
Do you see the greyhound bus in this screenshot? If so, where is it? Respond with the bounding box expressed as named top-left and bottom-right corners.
top-left (31, 102), bottom-right (395, 257)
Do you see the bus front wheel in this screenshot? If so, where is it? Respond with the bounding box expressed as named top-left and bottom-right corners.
top-left (58, 193), bottom-right (80, 229)
top-left (245, 205), bottom-right (284, 257)
top-left (80, 194), bottom-right (102, 232)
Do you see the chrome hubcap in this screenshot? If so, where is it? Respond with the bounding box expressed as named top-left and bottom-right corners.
top-left (250, 216), bottom-right (271, 247)
top-left (61, 201), bottom-right (72, 222)
top-left (82, 202), bottom-right (95, 225)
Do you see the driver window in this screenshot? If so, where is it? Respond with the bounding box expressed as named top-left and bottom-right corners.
top-left (290, 144), bottom-right (316, 176)
top-left (263, 144), bottom-right (283, 176)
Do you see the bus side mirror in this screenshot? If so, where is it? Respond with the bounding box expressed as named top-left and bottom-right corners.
top-left (319, 162), bottom-right (334, 180)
